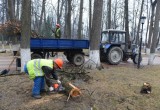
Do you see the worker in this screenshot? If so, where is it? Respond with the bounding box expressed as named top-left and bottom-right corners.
top-left (24, 58), bottom-right (64, 99)
top-left (53, 24), bottom-right (61, 38)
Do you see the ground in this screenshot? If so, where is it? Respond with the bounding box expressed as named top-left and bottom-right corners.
top-left (1, 51), bottom-right (160, 110)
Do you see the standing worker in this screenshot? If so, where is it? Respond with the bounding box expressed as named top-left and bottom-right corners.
top-left (53, 24), bottom-right (61, 38)
top-left (24, 58), bottom-right (64, 99)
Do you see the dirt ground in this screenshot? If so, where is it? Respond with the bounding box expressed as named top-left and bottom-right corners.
top-left (1, 51), bottom-right (160, 110)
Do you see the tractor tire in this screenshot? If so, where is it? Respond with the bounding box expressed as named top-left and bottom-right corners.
top-left (107, 47), bottom-right (123, 65)
top-left (73, 53), bottom-right (84, 66)
top-left (133, 54), bottom-right (142, 64)
top-left (31, 53), bottom-right (43, 59)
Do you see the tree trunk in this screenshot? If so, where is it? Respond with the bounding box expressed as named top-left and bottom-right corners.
top-left (145, 0), bottom-right (150, 53)
top-left (77, 0), bottom-right (84, 39)
top-left (124, 0), bottom-right (130, 50)
top-left (38, 0), bottom-right (46, 33)
top-left (107, 0), bottom-right (111, 29)
top-left (57, 0), bottom-right (60, 24)
top-left (148, 0), bottom-right (160, 65)
top-left (7, 0), bottom-right (15, 21)
top-left (135, 0), bottom-right (144, 46)
top-left (89, 0), bottom-right (92, 39)
top-left (89, 0), bottom-right (103, 68)
top-left (64, 0), bottom-right (67, 38)
top-left (21, 0), bottom-right (31, 72)
top-left (146, 1), bottom-right (157, 54)
top-left (61, 78), bottom-right (81, 97)
top-left (113, 0), bottom-right (117, 29)
top-left (66, 0), bottom-right (72, 39)
top-left (16, 0), bottom-right (20, 20)
top-left (2, 0), bottom-right (5, 23)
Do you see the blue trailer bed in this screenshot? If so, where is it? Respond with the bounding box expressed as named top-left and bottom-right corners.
top-left (30, 38), bottom-right (89, 66)
top-left (30, 38), bottom-right (89, 49)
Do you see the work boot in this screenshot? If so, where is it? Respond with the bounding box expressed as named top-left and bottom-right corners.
top-left (32, 94), bottom-right (42, 99)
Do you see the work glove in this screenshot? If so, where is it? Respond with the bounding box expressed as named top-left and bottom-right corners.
top-left (49, 86), bottom-right (54, 91)
top-left (57, 79), bottom-right (61, 84)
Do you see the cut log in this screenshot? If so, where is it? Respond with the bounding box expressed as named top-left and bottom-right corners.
top-left (61, 78), bottom-right (81, 97)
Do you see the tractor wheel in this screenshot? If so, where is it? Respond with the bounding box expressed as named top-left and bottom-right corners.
top-left (73, 53), bottom-right (84, 66)
top-left (31, 53), bottom-right (43, 59)
top-left (133, 54), bottom-right (142, 64)
top-left (107, 47), bottom-right (123, 65)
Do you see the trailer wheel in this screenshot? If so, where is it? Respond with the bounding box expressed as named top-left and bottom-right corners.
top-left (31, 53), bottom-right (43, 59)
top-left (107, 47), bottom-right (123, 65)
top-left (73, 54), bottom-right (84, 66)
top-left (133, 54), bottom-right (142, 64)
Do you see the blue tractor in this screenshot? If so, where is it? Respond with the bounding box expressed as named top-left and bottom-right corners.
top-left (100, 29), bottom-right (140, 65)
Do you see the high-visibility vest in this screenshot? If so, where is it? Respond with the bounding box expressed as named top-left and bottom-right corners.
top-left (55, 28), bottom-right (60, 38)
top-left (27, 59), bottom-right (53, 80)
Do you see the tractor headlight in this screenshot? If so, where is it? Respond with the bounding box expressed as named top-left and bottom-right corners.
top-left (102, 45), bottom-right (106, 48)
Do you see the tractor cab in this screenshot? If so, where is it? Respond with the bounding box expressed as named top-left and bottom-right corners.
top-left (100, 29), bottom-right (139, 65)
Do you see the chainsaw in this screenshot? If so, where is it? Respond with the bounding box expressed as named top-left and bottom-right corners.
top-left (52, 83), bottom-right (65, 93)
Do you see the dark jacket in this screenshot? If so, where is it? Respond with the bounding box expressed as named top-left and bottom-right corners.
top-left (42, 66), bottom-right (58, 87)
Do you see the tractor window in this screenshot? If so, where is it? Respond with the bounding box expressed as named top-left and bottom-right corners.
top-left (111, 33), bottom-right (119, 43)
top-left (101, 32), bottom-right (109, 43)
top-left (119, 33), bottom-right (125, 43)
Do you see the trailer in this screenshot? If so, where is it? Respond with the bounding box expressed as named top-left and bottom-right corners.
top-left (30, 38), bottom-right (89, 66)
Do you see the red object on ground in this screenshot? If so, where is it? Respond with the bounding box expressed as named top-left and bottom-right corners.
top-left (53, 83), bottom-right (59, 89)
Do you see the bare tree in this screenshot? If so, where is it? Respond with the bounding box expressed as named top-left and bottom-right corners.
top-left (89, 0), bottom-right (103, 68)
top-left (136, 0), bottom-right (144, 45)
top-left (145, 0), bottom-right (150, 53)
top-left (88, 0), bottom-right (92, 39)
top-left (124, 0), bottom-right (130, 50)
top-left (66, 0), bottom-right (72, 39)
top-left (107, 0), bottom-right (111, 29)
top-left (16, 0), bottom-right (21, 20)
top-left (57, 0), bottom-right (60, 24)
top-left (38, 0), bottom-right (46, 33)
top-left (146, 0), bottom-right (157, 53)
top-left (77, 0), bottom-right (84, 39)
top-left (113, 0), bottom-right (118, 29)
top-left (7, 0), bottom-right (15, 21)
top-left (20, 0), bottom-right (31, 71)
top-left (148, 0), bottom-right (160, 65)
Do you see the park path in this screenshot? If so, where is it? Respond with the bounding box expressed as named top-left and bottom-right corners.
top-left (0, 56), bottom-right (17, 71)
top-left (0, 53), bottom-right (160, 72)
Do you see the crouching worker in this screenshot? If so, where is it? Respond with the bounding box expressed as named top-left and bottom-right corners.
top-left (24, 58), bottom-right (63, 99)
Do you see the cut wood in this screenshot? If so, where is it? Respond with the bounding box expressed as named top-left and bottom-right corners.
top-left (61, 78), bottom-right (81, 97)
